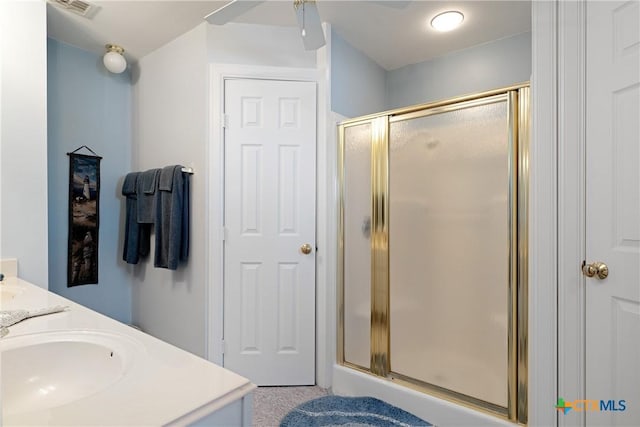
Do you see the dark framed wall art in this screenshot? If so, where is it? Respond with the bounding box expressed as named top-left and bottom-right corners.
top-left (67, 150), bottom-right (101, 286)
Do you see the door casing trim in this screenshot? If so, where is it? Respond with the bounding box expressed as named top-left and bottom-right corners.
top-left (556, 2), bottom-right (587, 427)
top-left (530, 1), bottom-right (560, 425)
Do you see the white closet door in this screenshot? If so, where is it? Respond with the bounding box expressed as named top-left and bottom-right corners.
top-left (223, 78), bottom-right (317, 385)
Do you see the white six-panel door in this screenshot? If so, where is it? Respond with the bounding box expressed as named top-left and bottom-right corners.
top-left (586, 2), bottom-right (640, 425)
top-left (223, 78), bottom-right (316, 385)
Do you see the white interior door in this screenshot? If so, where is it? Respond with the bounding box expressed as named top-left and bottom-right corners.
top-left (223, 78), bottom-right (316, 385)
top-left (585, 1), bottom-right (639, 425)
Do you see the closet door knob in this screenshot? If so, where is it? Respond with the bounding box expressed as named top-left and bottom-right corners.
top-left (582, 261), bottom-right (609, 280)
top-left (300, 243), bottom-right (313, 255)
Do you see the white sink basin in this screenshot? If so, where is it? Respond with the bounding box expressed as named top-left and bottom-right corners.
top-left (0, 285), bottom-right (23, 303)
top-left (1, 330), bottom-right (143, 415)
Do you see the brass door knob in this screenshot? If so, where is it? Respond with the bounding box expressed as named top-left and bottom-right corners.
top-left (300, 243), bottom-right (313, 255)
top-left (582, 261), bottom-right (609, 280)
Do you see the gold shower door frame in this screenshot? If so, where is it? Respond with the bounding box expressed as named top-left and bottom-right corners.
top-left (337, 84), bottom-right (530, 423)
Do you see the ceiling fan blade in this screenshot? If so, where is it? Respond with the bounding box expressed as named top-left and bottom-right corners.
top-left (204, 0), bottom-right (265, 25)
top-left (294, 0), bottom-right (326, 50)
top-left (371, 0), bottom-right (411, 9)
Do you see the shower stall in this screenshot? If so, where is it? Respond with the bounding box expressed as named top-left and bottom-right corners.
top-left (337, 84), bottom-right (529, 423)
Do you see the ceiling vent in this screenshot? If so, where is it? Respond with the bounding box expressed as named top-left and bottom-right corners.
top-left (48, 0), bottom-right (98, 18)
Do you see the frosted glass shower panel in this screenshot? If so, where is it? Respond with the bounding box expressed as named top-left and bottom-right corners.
top-left (342, 123), bottom-right (372, 369)
top-left (389, 100), bottom-right (509, 407)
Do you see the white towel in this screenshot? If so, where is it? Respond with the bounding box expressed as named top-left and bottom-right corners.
top-left (0, 305), bottom-right (68, 328)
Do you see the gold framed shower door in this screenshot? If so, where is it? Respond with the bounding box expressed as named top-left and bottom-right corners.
top-left (337, 83), bottom-right (530, 424)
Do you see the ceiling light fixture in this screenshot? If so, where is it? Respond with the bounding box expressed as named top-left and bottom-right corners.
top-left (103, 44), bottom-right (127, 74)
top-left (430, 11), bottom-right (464, 32)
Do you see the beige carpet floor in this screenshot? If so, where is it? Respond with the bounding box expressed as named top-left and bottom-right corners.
top-left (252, 386), bottom-right (330, 427)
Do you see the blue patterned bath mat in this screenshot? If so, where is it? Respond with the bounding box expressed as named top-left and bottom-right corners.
top-left (280, 395), bottom-right (432, 426)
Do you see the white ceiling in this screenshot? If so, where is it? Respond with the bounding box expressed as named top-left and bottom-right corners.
top-left (47, 0), bottom-right (531, 71)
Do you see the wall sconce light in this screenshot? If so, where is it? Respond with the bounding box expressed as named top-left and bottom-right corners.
top-left (103, 44), bottom-right (127, 74)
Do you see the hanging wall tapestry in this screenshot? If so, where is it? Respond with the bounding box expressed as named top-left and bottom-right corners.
top-left (67, 146), bottom-right (102, 286)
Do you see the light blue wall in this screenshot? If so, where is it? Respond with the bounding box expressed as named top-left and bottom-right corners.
top-left (331, 28), bottom-right (387, 118)
top-left (386, 32), bottom-right (532, 109)
top-left (47, 38), bottom-right (132, 323)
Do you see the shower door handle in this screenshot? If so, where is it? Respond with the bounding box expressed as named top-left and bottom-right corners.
top-left (362, 217), bottom-right (371, 238)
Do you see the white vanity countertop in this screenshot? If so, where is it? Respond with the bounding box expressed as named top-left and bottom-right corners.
top-left (0, 278), bottom-right (255, 426)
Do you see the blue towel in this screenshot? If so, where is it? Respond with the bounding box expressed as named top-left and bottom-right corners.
top-left (142, 169), bottom-right (158, 193)
top-left (158, 165), bottom-right (174, 191)
top-left (136, 168), bottom-right (160, 224)
top-left (122, 172), bottom-right (141, 264)
top-left (121, 172), bottom-right (138, 196)
top-left (154, 165), bottom-right (189, 270)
